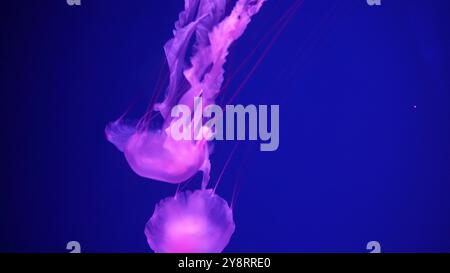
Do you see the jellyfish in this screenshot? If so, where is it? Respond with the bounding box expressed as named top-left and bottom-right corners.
top-left (106, 0), bottom-right (266, 253)
top-left (145, 189), bottom-right (235, 253)
top-left (106, 0), bottom-right (266, 187)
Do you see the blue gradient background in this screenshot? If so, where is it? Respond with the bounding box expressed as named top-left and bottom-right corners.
top-left (1, 0), bottom-right (449, 252)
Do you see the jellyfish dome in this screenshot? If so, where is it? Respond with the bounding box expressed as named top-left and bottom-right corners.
top-left (124, 131), bottom-right (209, 184)
top-left (145, 189), bottom-right (235, 253)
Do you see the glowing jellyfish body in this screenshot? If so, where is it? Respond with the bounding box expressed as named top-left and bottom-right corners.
top-left (106, 124), bottom-right (211, 185)
top-left (106, 0), bottom-right (266, 253)
top-left (145, 190), bottom-right (235, 253)
top-left (106, 0), bottom-right (266, 186)
top-left (125, 132), bottom-right (208, 184)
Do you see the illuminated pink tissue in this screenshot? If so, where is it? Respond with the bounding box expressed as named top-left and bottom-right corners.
top-left (144, 190), bottom-right (235, 253)
top-left (125, 131), bottom-right (209, 184)
top-left (106, 0), bottom-right (266, 185)
top-left (106, 124), bottom-right (209, 184)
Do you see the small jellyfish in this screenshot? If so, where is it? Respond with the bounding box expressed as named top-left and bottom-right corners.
top-left (145, 189), bottom-right (235, 253)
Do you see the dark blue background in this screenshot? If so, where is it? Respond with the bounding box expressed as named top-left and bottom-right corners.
top-left (1, 0), bottom-right (449, 252)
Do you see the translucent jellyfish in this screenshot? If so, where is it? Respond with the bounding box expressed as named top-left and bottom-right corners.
top-left (107, 127), bottom-right (210, 184)
top-left (106, 0), bottom-right (267, 253)
top-left (145, 190), bottom-right (235, 253)
top-left (106, 0), bottom-right (266, 187)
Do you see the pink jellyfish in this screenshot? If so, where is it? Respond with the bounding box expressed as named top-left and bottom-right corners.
top-left (145, 190), bottom-right (235, 253)
top-left (106, 0), bottom-right (266, 187)
top-left (106, 0), bottom-right (266, 253)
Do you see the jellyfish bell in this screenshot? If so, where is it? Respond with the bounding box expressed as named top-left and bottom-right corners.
top-left (124, 130), bottom-right (209, 184)
top-left (106, 123), bottom-right (210, 184)
top-left (145, 189), bottom-right (235, 253)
